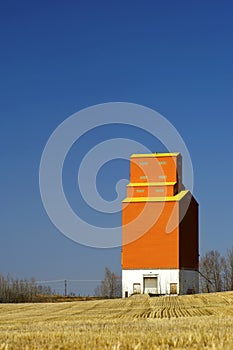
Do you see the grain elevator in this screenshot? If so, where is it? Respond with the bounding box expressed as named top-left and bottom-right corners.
top-left (122, 153), bottom-right (199, 297)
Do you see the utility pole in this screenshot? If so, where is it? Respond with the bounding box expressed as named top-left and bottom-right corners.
top-left (64, 279), bottom-right (67, 296)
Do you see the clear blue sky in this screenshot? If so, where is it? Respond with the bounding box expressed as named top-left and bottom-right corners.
top-left (1, 1), bottom-right (233, 294)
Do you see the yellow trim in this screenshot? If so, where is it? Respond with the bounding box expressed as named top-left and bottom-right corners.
top-left (127, 182), bottom-right (176, 187)
top-left (131, 152), bottom-right (180, 158)
top-left (122, 190), bottom-right (189, 203)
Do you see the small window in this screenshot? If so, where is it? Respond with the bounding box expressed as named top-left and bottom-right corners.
top-left (170, 283), bottom-right (177, 294)
top-left (156, 188), bottom-right (164, 193)
top-left (139, 161), bottom-right (148, 165)
top-left (159, 175), bottom-right (167, 179)
top-left (159, 161), bottom-right (167, 165)
top-left (140, 176), bottom-right (147, 179)
top-left (136, 189), bottom-right (144, 193)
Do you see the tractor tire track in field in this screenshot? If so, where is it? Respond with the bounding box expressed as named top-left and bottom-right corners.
top-left (105, 293), bottom-right (233, 320)
top-left (133, 294), bottom-right (219, 319)
top-left (1, 292), bottom-right (233, 350)
top-left (1, 291), bottom-right (233, 325)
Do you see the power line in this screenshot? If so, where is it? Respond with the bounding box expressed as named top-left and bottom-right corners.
top-left (34, 279), bottom-right (103, 296)
top-left (67, 280), bottom-right (102, 282)
top-left (35, 279), bottom-right (102, 283)
top-left (35, 280), bottom-right (64, 283)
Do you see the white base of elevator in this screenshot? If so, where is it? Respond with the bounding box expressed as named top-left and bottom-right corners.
top-left (122, 269), bottom-right (199, 297)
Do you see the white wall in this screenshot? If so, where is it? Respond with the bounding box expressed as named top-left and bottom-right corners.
top-left (122, 269), bottom-right (179, 297)
top-left (122, 269), bottom-right (199, 297)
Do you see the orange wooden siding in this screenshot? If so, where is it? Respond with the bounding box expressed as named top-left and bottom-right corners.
top-left (122, 201), bottom-right (179, 269)
top-left (122, 152), bottom-right (198, 271)
top-left (130, 156), bottom-right (179, 183)
top-left (127, 184), bottom-right (175, 198)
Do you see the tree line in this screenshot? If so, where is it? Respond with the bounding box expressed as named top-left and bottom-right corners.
top-left (1, 247), bottom-right (232, 302)
top-left (0, 275), bottom-right (52, 303)
top-left (199, 247), bottom-right (233, 293)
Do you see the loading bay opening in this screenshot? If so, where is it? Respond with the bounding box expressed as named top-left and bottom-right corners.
top-left (143, 275), bottom-right (158, 295)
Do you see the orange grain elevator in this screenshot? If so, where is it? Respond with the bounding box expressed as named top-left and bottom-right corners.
top-left (122, 152), bottom-right (199, 297)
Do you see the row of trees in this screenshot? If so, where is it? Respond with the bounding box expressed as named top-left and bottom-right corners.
top-left (0, 275), bottom-right (52, 303)
top-left (0, 270), bottom-right (121, 302)
top-left (199, 247), bottom-right (233, 293)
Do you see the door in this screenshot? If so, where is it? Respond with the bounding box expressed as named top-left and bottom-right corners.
top-left (170, 283), bottom-right (178, 294)
top-left (143, 276), bottom-right (158, 294)
top-left (133, 283), bottom-right (141, 294)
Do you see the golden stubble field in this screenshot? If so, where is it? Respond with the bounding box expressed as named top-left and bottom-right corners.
top-left (0, 292), bottom-right (233, 349)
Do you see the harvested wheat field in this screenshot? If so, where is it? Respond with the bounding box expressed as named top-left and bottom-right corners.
top-left (0, 292), bottom-right (233, 349)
